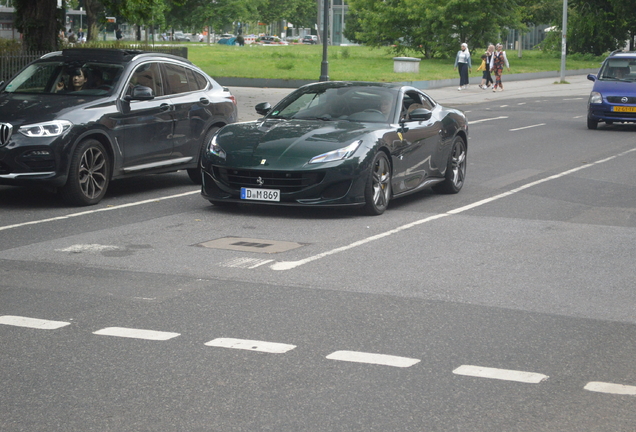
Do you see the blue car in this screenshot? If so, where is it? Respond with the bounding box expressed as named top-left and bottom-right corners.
top-left (587, 51), bottom-right (636, 129)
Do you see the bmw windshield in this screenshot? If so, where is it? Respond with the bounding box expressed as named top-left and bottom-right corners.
top-left (3, 61), bottom-right (125, 96)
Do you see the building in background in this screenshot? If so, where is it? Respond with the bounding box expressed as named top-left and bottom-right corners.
top-left (317, 0), bottom-right (352, 46)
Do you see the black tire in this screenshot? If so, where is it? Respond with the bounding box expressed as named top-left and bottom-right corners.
top-left (587, 116), bottom-right (598, 130)
top-left (433, 135), bottom-right (467, 194)
top-left (60, 139), bottom-right (110, 206)
top-left (188, 126), bottom-right (220, 184)
top-left (363, 151), bottom-right (391, 216)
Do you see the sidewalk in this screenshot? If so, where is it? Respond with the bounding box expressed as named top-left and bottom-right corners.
top-left (229, 74), bottom-right (596, 121)
top-left (424, 73), bottom-right (595, 106)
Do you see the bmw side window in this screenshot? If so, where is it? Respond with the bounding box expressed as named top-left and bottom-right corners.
top-left (127, 63), bottom-right (163, 97)
top-left (164, 63), bottom-right (191, 95)
top-left (186, 68), bottom-right (207, 91)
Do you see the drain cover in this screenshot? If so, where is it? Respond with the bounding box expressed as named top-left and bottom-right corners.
top-left (199, 237), bottom-right (303, 254)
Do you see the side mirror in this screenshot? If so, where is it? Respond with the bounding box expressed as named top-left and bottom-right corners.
top-left (255, 102), bottom-right (271, 116)
top-left (125, 85), bottom-right (155, 101)
top-left (408, 108), bottom-right (432, 121)
top-left (587, 74), bottom-right (597, 82)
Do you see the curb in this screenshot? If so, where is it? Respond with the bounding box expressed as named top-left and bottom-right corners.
top-left (215, 69), bottom-right (598, 90)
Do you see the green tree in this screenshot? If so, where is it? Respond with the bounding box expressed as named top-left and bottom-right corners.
top-left (345, 0), bottom-right (525, 58)
top-left (568, 0), bottom-right (628, 55)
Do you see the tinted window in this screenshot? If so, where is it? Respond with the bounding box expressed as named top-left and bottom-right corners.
top-left (127, 62), bottom-right (164, 97)
top-left (164, 63), bottom-right (191, 95)
top-left (186, 68), bottom-right (208, 91)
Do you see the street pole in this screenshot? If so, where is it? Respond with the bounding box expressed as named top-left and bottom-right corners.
top-left (560, 0), bottom-right (568, 83)
top-left (319, 0), bottom-right (330, 82)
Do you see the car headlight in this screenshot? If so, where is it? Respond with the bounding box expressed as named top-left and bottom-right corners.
top-left (309, 140), bottom-right (361, 164)
top-left (589, 92), bottom-right (603, 104)
top-left (18, 120), bottom-right (72, 137)
top-left (207, 133), bottom-right (226, 159)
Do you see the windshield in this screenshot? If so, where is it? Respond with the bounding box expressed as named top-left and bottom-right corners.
top-left (270, 86), bottom-right (397, 123)
top-left (3, 60), bottom-right (125, 96)
top-left (599, 58), bottom-right (636, 82)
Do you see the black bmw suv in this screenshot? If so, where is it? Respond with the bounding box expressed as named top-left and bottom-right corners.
top-left (0, 49), bottom-right (238, 205)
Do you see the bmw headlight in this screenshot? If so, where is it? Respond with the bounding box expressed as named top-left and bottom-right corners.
top-left (589, 92), bottom-right (603, 104)
top-left (207, 133), bottom-right (226, 159)
top-left (309, 140), bottom-right (361, 164)
top-left (18, 120), bottom-right (72, 137)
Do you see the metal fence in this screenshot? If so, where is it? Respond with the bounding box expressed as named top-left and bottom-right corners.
top-left (0, 51), bottom-right (46, 82)
top-left (0, 46), bottom-right (188, 83)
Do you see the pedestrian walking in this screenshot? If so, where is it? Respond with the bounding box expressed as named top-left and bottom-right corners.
top-left (454, 43), bottom-right (472, 91)
top-left (490, 43), bottom-right (510, 92)
top-left (478, 45), bottom-right (495, 89)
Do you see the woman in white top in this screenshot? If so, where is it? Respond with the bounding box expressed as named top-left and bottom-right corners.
top-left (489, 43), bottom-right (511, 91)
top-left (454, 43), bottom-right (472, 91)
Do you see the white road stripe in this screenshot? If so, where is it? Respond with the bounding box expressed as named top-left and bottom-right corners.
top-left (326, 350), bottom-right (420, 368)
top-left (93, 327), bottom-right (180, 341)
top-left (0, 190), bottom-right (200, 232)
top-left (205, 338), bottom-right (296, 353)
top-left (453, 365), bottom-right (548, 383)
top-left (584, 381), bottom-right (636, 396)
top-left (470, 116), bottom-right (509, 124)
top-left (271, 146), bottom-right (636, 271)
top-left (509, 123), bottom-right (546, 131)
top-left (0, 315), bottom-right (70, 330)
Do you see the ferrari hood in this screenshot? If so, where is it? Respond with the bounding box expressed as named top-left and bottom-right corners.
top-left (215, 119), bottom-right (377, 168)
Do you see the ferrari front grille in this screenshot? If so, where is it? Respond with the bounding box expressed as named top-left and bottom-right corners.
top-left (214, 167), bottom-right (325, 193)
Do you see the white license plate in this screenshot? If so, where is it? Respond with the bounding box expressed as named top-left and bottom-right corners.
top-left (240, 187), bottom-right (280, 202)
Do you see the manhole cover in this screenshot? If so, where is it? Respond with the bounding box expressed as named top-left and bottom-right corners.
top-left (198, 237), bottom-right (304, 254)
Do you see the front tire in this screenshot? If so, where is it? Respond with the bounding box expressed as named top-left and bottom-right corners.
top-left (433, 135), bottom-right (466, 194)
top-left (188, 126), bottom-right (220, 184)
top-left (60, 139), bottom-right (110, 206)
top-left (587, 116), bottom-right (599, 130)
top-left (363, 151), bottom-right (391, 216)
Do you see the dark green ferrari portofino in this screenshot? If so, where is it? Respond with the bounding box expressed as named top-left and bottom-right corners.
top-left (201, 81), bottom-right (468, 215)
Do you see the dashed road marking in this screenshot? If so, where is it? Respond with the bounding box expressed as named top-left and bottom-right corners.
top-left (326, 350), bottom-right (420, 368)
top-left (584, 381), bottom-right (636, 396)
top-left (470, 116), bottom-right (509, 124)
top-left (453, 365), bottom-right (549, 383)
top-left (509, 123), bottom-right (546, 131)
top-left (221, 257), bottom-right (275, 269)
top-left (0, 315), bottom-right (71, 330)
top-left (93, 327), bottom-right (180, 341)
top-left (205, 338), bottom-right (296, 353)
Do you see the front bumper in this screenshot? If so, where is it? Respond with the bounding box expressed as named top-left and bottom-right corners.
top-left (201, 164), bottom-right (369, 207)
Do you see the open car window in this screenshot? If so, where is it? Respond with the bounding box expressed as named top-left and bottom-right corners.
top-left (3, 61), bottom-right (124, 96)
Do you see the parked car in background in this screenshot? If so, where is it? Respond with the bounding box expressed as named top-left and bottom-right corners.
top-left (201, 81), bottom-right (468, 216)
top-left (0, 49), bottom-right (238, 205)
top-left (259, 36), bottom-right (288, 45)
top-left (172, 31), bottom-right (191, 41)
top-left (302, 35), bottom-right (318, 45)
top-left (587, 50), bottom-right (636, 129)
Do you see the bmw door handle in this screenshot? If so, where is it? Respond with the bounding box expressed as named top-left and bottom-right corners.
top-left (199, 98), bottom-right (210, 105)
top-left (160, 103), bottom-right (172, 111)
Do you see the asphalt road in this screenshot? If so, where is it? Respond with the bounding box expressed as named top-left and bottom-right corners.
top-left (1, 77), bottom-right (636, 431)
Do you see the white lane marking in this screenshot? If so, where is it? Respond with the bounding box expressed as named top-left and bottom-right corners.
top-left (205, 338), bottom-right (296, 353)
top-left (509, 123), bottom-right (546, 131)
top-left (0, 190), bottom-right (200, 232)
top-left (564, 97), bottom-right (584, 101)
top-left (500, 105), bottom-right (509, 108)
top-left (584, 381), bottom-right (636, 396)
top-left (93, 327), bottom-right (180, 341)
top-left (56, 244), bottom-right (122, 253)
top-left (517, 102), bottom-right (526, 105)
top-left (0, 315), bottom-right (71, 330)
top-left (470, 116), bottom-right (509, 124)
top-left (453, 365), bottom-right (548, 383)
top-left (271, 146), bottom-right (636, 271)
top-left (221, 258), bottom-right (275, 269)
top-left (271, 214), bottom-right (449, 270)
top-left (326, 350), bottom-right (421, 368)
top-left (573, 115), bottom-right (584, 118)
